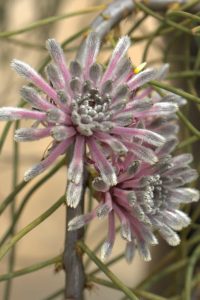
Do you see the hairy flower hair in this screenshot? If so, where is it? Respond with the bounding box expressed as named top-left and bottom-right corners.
top-left (0, 33), bottom-right (178, 208)
top-left (68, 137), bottom-right (199, 261)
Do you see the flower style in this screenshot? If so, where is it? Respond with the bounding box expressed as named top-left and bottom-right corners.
top-left (0, 33), bottom-right (178, 208)
top-left (68, 138), bottom-right (199, 262)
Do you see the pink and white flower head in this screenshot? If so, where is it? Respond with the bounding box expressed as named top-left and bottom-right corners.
top-left (68, 138), bottom-right (199, 262)
top-left (0, 33), bottom-right (178, 208)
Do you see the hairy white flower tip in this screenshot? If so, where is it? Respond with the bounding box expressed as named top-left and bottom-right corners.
top-left (113, 35), bottom-right (131, 58)
top-left (163, 93), bottom-right (187, 107)
top-left (157, 138), bottom-right (178, 156)
top-left (156, 63), bottom-right (170, 80)
top-left (14, 128), bottom-right (33, 142)
top-left (24, 164), bottom-right (44, 182)
top-left (47, 108), bottom-right (63, 123)
top-left (96, 204), bottom-right (111, 219)
top-left (110, 140), bottom-right (128, 155)
top-left (68, 215), bottom-right (85, 231)
top-left (46, 39), bottom-right (63, 60)
top-left (130, 143), bottom-right (158, 165)
top-left (121, 223), bottom-right (132, 242)
top-left (51, 126), bottom-right (69, 141)
top-left (85, 31), bottom-right (101, 56)
top-left (0, 107), bottom-right (18, 121)
top-left (101, 171), bottom-right (117, 187)
top-left (20, 86), bottom-right (35, 100)
top-left (127, 192), bottom-right (137, 206)
top-left (152, 234), bottom-right (159, 245)
top-left (89, 63), bottom-right (102, 83)
top-left (11, 59), bottom-right (32, 78)
top-left (70, 60), bottom-right (82, 78)
top-left (159, 226), bottom-right (180, 246)
top-left (153, 102), bottom-right (178, 115)
top-left (188, 188), bottom-right (200, 202)
top-left (92, 177), bottom-right (109, 192)
top-left (129, 68), bottom-right (157, 90)
top-left (143, 131), bottom-right (166, 147)
top-left (143, 227), bottom-right (159, 245)
top-left (125, 242), bottom-right (135, 264)
top-left (174, 210), bottom-right (191, 229)
top-left (46, 63), bottom-right (64, 87)
top-left (167, 234), bottom-right (180, 246)
top-left (66, 181), bottom-right (82, 208)
top-left (137, 242), bottom-right (152, 262)
top-left (68, 165), bottom-right (83, 185)
top-left (173, 153), bottom-right (193, 165)
top-left (101, 241), bottom-right (113, 261)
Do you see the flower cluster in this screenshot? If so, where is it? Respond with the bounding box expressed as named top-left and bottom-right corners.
top-left (0, 32), bottom-right (198, 261)
top-left (69, 138), bottom-right (199, 261)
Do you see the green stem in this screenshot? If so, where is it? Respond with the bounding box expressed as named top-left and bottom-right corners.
top-left (179, 0), bottom-right (200, 11)
top-left (0, 122), bottom-right (12, 154)
top-left (0, 195), bottom-right (65, 261)
top-left (142, 24), bottom-right (164, 61)
top-left (0, 255), bottom-right (62, 281)
top-left (78, 241), bottom-right (139, 300)
top-left (167, 70), bottom-right (200, 79)
top-left (150, 80), bottom-right (200, 104)
top-left (89, 253), bottom-right (124, 276)
top-left (168, 10), bottom-right (200, 23)
top-left (171, 272), bottom-right (200, 300)
top-left (177, 135), bottom-right (199, 149)
top-left (87, 275), bottom-right (167, 300)
top-left (3, 38), bottom-right (46, 50)
top-left (3, 122), bottom-right (19, 300)
top-left (0, 180), bottom-right (27, 215)
top-left (177, 110), bottom-right (200, 138)
top-left (135, 233), bottom-right (200, 291)
top-left (84, 226), bottom-right (120, 269)
top-left (128, 13), bottom-right (148, 35)
top-left (184, 244), bottom-right (200, 300)
top-left (135, 1), bottom-right (194, 35)
top-left (0, 5), bottom-right (105, 38)
top-left (0, 158), bottom-right (65, 247)
top-left (138, 259), bottom-right (188, 290)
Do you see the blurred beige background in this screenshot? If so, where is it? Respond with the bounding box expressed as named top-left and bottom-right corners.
top-left (0, 1), bottom-right (162, 299)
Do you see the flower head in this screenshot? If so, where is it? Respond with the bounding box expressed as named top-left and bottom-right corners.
top-left (0, 33), bottom-right (178, 207)
top-left (68, 138), bottom-right (199, 262)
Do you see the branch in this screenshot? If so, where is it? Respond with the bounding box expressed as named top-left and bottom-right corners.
top-left (78, 241), bottom-right (139, 300)
top-left (76, 0), bottom-right (200, 63)
top-left (0, 255), bottom-right (62, 281)
top-left (0, 195), bottom-right (65, 261)
top-left (63, 195), bottom-right (86, 300)
top-left (0, 158), bottom-right (65, 247)
top-left (87, 275), bottom-right (167, 300)
top-left (0, 5), bottom-right (106, 38)
top-left (63, 143), bottom-right (88, 300)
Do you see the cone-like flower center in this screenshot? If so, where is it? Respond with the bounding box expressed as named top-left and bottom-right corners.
top-left (70, 78), bottom-right (114, 136)
top-left (142, 175), bottom-right (167, 213)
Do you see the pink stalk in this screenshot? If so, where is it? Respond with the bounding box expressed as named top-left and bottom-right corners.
top-left (24, 137), bottom-right (73, 181)
top-left (0, 107), bottom-right (47, 121)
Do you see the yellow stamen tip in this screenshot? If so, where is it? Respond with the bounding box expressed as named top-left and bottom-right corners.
top-left (134, 62), bottom-right (147, 74)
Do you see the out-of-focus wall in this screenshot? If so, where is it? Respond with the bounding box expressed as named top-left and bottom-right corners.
top-left (0, 1), bottom-right (162, 299)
